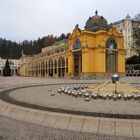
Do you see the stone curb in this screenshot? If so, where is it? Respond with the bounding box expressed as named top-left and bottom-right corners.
top-left (0, 100), bottom-right (140, 138)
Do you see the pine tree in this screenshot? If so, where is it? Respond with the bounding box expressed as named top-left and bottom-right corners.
top-left (3, 59), bottom-right (11, 76)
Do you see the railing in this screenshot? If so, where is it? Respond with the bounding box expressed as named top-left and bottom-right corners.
top-left (126, 70), bottom-right (140, 76)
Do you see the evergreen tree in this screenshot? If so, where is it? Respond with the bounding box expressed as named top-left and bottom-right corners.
top-left (0, 32), bottom-right (70, 58)
top-left (3, 59), bottom-right (11, 76)
top-left (126, 55), bottom-right (140, 64)
top-left (59, 33), bottom-right (66, 40)
top-left (66, 33), bottom-right (71, 39)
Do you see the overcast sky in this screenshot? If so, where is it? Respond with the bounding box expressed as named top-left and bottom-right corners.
top-left (0, 0), bottom-right (139, 42)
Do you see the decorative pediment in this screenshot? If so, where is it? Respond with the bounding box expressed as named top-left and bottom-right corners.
top-left (107, 26), bottom-right (122, 37)
top-left (70, 24), bottom-right (81, 39)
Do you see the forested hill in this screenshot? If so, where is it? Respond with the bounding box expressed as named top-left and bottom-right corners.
top-left (0, 33), bottom-right (70, 59)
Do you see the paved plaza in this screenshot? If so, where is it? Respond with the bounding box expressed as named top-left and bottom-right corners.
top-left (9, 84), bottom-right (140, 115)
top-left (0, 76), bottom-right (140, 140)
top-left (0, 76), bottom-right (139, 89)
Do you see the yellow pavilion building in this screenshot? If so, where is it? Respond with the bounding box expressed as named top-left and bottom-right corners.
top-left (19, 11), bottom-right (126, 79)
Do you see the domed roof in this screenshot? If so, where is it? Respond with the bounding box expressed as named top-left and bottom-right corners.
top-left (85, 10), bottom-right (108, 31)
top-left (125, 14), bottom-right (131, 19)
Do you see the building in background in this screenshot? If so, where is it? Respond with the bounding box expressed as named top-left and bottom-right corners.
top-left (0, 57), bottom-right (20, 75)
top-left (19, 11), bottom-right (126, 79)
top-left (19, 53), bottom-right (32, 77)
top-left (113, 14), bottom-right (138, 58)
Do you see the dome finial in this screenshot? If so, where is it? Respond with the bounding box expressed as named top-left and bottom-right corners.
top-left (95, 10), bottom-right (98, 15)
top-left (75, 24), bottom-right (79, 28)
top-left (125, 14), bottom-right (131, 19)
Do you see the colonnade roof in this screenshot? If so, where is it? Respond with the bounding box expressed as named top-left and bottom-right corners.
top-left (42, 39), bottom-right (68, 53)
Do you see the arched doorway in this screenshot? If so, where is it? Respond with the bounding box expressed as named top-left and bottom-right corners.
top-left (31, 64), bottom-right (33, 76)
top-left (73, 39), bottom-right (82, 77)
top-left (66, 58), bottom-right (68, 74)
top-left (48, 59), bottom-right (53, 77)
top-left (41, 61), bottom-right (45, 76)
top-left (58, 58), bottom-right (61, 77)
top-left (38, 63), bottom-right (41, 76)
top-left (36, 62), bottom-right (38, 76)
top-left (45, 61), bottom-right (48, 76)
top-left (106, 38), bottom-right (118, 73)
top-left (54, 60), bottom-right (57, 76)
top-left (61, 57), bottom-right (65, 77)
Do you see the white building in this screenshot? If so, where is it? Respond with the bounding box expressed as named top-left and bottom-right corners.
top-left (19, 54), bottom-right (32, 76)
top-left (113, 14), bottom-right (137, 58)
top-left (0, 57), bottom-right (20, 75)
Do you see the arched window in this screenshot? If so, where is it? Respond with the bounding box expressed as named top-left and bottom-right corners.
top-left (106, 38), bottom-right (117, 49)
top-left (61, 57), bottom-right (65, 68)
top-left (73, 39), bottom-right (82, 50)
top-left (106, 38), bottom-right (118, 73)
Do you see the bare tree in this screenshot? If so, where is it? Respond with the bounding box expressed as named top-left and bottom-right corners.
top-left (134, 13), bottom-right (140, 22)
top-left (132, 13), bottom-right (140, 56)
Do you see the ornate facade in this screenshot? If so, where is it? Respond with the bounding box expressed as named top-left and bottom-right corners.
top-left (113, 14), bottom-right (139, 58)
top-left (19, 11), bottom-right (126, 78)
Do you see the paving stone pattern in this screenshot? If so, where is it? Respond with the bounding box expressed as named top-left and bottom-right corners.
top-left (0, 115), bottom-right (139, 140)
top-left (0, 76), bottom-right (140, 140)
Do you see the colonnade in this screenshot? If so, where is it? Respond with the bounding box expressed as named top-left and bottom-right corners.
top-left (28, 57), bottom-right (68, 78)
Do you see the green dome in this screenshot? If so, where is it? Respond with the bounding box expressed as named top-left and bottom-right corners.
top-left (85, 11), bottom-right (108, 31)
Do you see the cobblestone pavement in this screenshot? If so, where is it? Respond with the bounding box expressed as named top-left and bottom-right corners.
top-left (0, 115), bottom-right (139, 140)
